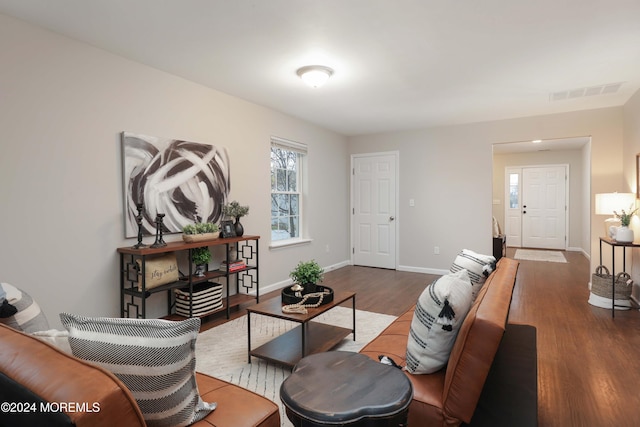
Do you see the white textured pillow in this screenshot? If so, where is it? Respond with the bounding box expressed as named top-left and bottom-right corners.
top-left (406, 269), bottom-right (473, 374)
top-left (0, 282), bottom-right (50, 333)
top-left (31, 329), bottom-right (72, 354)
top-left (450, 249), bottom-right (496, 300)
top-left (60, 313), bottom-right (216, 427)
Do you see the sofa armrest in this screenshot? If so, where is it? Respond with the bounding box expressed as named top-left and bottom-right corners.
top-left (0, 324), bottom-right (145, 427)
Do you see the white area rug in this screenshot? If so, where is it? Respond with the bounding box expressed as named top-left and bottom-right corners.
top-left (514, 249), bottom-right (567, 263)
top-left (195, 306), bottom-right (397, 426)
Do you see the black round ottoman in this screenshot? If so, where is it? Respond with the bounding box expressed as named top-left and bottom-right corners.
top-left (280, 351), bottom-right (413, 427)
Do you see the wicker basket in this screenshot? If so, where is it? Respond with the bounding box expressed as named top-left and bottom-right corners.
top-left (182, 233), bottom-right (219, 243)
top-left (591, 265), bottom-right (633, 299)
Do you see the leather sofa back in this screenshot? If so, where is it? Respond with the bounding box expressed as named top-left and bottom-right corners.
top-left (0, 323), bottom-right (146, 427)
top-left (443, 257), bottom-right (519, 424)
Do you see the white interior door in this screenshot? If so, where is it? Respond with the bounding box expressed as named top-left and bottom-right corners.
top-left (352, 153), bottom-right (397, 269)
top-left (521, 166), bottom-right (567, 249)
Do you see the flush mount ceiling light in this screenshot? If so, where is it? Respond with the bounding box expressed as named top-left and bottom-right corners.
top-left (296, 65), bottom-right (334, 88)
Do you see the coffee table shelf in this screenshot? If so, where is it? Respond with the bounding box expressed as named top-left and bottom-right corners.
top-left (247, 290), bottom-right (356, 368)
top-left (250, 322), bottom-right (352, 368)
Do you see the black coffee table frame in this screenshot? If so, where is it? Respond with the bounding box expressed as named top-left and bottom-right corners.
top-left (247, 291), bottom-right (356, 368)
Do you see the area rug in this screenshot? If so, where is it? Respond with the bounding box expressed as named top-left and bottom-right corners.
top-left (514, 249), bottom-right (567, 263)
top-left (195, 306), bottom-right (397, 427)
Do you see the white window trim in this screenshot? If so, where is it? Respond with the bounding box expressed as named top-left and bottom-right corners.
top-left (270, 136), bottom-right (307, 246)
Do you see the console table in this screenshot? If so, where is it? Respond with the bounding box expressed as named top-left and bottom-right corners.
top-left (599, 237), bottom-right (639, 318)
top-left (117, 235), bottom-right (259, 319)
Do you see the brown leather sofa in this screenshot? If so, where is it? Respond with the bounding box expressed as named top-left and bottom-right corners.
top-left (359, 257), bottom-right (520, 427)
top-left (0, 323), bottom-right (280, 427)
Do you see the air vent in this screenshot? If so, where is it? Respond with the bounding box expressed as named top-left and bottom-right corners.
top-left (550, 82), bottom-right (623, 101)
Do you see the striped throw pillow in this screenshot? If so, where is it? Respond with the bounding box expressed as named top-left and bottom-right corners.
top-left (405, 269), bottom-right (473, 374)
top-left (0, 283), bottom-right (50, 333)
top-left (60, 313), bottom-right (216, 427)
top-left (450, 249), bottom-right (496, 300)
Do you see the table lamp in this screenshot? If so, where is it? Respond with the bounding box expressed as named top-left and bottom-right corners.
top-left (595, 192), bottom-right (635, 238)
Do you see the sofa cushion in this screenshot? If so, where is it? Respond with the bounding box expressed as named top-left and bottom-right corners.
top-left (406, 269), bottom-right (473, 374)
top-left (450, 249), bottom-right (496, 300)
top-left (0, 283), bottom-right (50, 333)
top-left (60, 313), bottom-right (216, 427)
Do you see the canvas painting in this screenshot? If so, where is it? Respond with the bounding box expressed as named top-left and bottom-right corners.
top-left (122, 132), bottom-right (230, 238)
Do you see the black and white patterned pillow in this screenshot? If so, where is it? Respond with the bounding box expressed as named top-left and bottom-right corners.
top-left (405, 269), bottom-right (473, 374)
top-left (60, 313), bottom-right (216, 427)
top-left (450, 249), bottom-right (496, 300)
top-left (0, 283), bottom-right (50, 333)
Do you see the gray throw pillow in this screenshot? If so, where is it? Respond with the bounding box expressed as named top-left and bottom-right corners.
top-left (0, 283), bottom-right (50, 333)
top-left (60, 313), bottom-right (216, 427)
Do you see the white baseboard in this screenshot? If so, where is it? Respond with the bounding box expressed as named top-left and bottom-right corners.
top-left (397, 265), bottom-right (448, 275)
top-left (249, 259), bottom-right (352, 296)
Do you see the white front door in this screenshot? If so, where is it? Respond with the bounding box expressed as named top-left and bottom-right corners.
top-left (351, 153), bottom-right (397, 269)
top-left (521, 166), bottom-right (567, 249)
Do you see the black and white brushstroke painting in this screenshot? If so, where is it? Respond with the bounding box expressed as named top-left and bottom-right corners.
top-left (122, 132), bottom-right (230, 238)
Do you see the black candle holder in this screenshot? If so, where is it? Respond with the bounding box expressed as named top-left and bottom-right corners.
top-left (132, 203), bottom-right (147, 249)
top-left (150, 213), bottom-right (167, 248)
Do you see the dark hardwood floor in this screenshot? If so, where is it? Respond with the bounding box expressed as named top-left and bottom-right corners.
top-left (202, 249), bottom-right (640, 426)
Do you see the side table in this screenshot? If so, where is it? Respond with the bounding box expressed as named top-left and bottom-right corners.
top-left (599, 237), bottom-right (640, 318)
top-left (280, 351), bottom-right (413, 426)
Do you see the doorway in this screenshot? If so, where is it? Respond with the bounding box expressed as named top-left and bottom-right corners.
top-left (351, 152), bottom-right (398, 269)
top-left (505, 165), bottom-right (568, 250)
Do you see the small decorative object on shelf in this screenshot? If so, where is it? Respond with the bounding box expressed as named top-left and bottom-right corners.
top-left (182, 222), bottom-right (220, 242)
top-left (614, 205), bottom-right (638, 243)
top-left (150, 213), bottom-right (167, 248)
top-left (191, 247), bottom-right (211, 277)
top-left (223, 200), bottom-right (249, 237)
top-left (132, 203), bottom-right (147, 249)
top-left (220, 220), bottom-right (236, 238)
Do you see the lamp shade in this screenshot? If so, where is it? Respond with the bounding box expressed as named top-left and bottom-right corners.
top-left (595, 193), bottom-right (635, 215)
top-left (296, 65), bottom-right (333, 88)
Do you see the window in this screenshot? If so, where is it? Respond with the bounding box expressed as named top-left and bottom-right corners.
top-left (270, 137), bottom-right (306, 243)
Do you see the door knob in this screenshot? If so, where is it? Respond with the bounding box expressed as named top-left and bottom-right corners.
top-left (389, 216), bottom-right (395, 221)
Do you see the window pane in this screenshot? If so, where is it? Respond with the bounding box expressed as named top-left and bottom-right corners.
top-left (509, 173), bottom-right (519, 209)
top-left (271, 194), bottom-right (278, 216)
top-left (276, 169), bottom-right (286, 191)
top-left (287, 170), bottom-right (297, 191)
top-left (290, 194), bottom-right (299, 215)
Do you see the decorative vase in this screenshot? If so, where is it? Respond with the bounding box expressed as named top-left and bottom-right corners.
top-left (616, 226), bottom-right (634, 243)
top-left (194, 264), bottom-right (206, 277)
top-left (234, 217), bottom-right (244, 237)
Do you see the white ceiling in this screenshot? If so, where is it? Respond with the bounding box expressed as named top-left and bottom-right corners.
top-left (1, 0), bottom-right (639, 136)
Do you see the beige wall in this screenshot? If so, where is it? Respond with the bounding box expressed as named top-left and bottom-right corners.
top-left (492, 147), bottom-right (589, 253)
top-left (348, 107), bottom-right (624, 276)
top-left (0, 13), bottom-right (350, 325)
top-left (623, 88), bottom-right (640, 300)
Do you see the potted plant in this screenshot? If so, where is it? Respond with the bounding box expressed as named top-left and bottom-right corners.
top-left (289, 260), bottom-right (324, 293)
top-left (182, 221), bottom-right (219, 242)
top-left (223, 201), bottom-right (249, 237)
top-left (614, 205), bottom-right (639, 242)
top-left (191, 247), bottom-right (212, 277)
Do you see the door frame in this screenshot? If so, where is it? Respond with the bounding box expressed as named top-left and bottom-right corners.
top-left (350, 151), bottom-right (400, 269)
top-left (504, 163), bottom-right (569, 249)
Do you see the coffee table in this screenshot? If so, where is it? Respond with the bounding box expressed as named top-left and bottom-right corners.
top-left (247, 290), bottom-right (356, 368)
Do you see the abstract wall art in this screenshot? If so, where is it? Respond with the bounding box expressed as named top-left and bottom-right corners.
top-left (122, 132), bottom-right (230, 238)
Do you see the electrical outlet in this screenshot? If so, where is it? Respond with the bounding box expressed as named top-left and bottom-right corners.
top-left (325, 244), bottom-right (330, 253)
top-left (409, 198), bottom-right (415, 207)
top-left (434, 246), bottom-right (440, 255)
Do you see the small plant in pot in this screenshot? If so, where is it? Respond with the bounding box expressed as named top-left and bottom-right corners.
top-left (289, 260), bottom-right (324, 294)
top-left (223, 201), bottom-right (249, 237)
top-left (191, 247), bottom-right (212, 277)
